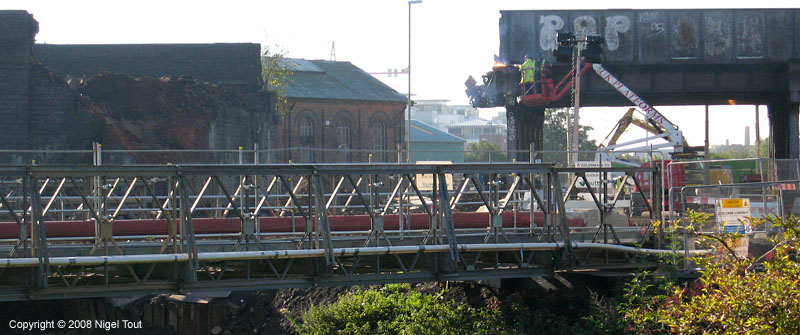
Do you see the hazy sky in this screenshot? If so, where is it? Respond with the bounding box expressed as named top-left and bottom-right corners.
top-left (3, 0), bottom-right (794, 146)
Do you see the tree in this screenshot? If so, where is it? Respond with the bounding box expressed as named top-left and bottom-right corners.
top-left (707, 137), bottom-right (769, 159)
top-left (261, 44), bottom-right (293, 117)
top-left (541, 108), bottom-right (598, 165)
top-left (757, 137), bottom-right (769, 158)
top-left (465, 141), bottom-right (508, 162)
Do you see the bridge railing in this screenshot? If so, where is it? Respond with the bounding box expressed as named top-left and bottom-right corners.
top-left (0, 146), bottom-right (669, 166)
top-left (0, 149), bottom-right (93, 166)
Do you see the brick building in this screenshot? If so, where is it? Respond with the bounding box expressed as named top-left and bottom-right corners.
top-left (277, 59), bottom-right (407, 163)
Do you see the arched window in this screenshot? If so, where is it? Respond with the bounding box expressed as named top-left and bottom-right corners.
top-left (298, 116), bottom-right (314, 162)
top-left (373, 120), bottom-right (386, 162)
top-left (336, 119), bottom-right (351, 162)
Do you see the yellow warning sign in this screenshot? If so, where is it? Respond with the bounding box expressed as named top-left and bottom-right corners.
top-left (720, 199), bottom-right (750, 208)
top-left (716, 198), bottom-right (751, 229)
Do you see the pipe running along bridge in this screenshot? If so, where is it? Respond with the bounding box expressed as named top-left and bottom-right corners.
top-left (0, 163), bottom-right (689, 301)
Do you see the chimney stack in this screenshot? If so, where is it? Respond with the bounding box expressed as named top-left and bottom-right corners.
top-left (744, 126), bottom-right (750, 147)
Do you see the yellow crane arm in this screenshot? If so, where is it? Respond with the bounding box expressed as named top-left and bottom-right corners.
top-left (600, 108), bottom-right (634, 147)
top-left (600, 108), bottom-right (670, 148)
top-left (630, 118), bottom-right (664, 136)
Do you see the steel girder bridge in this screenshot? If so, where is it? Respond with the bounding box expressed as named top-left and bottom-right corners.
top-left (0, 163), bottom-right (670, 301)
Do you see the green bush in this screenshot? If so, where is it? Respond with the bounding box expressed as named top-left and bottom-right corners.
top-left (291, 283), bottom-right (504, 335)
top-left (619, 213), bottom-right (800, 334)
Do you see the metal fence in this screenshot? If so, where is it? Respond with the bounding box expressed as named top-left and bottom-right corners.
top-left (666, 158), bottom-right (800, 229)
top-left (0, 150), bottom-right (94, 166)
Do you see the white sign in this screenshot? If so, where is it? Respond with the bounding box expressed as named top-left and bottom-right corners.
top-left (575, 161), bottom-right (617, 189)
top-left (715, 198), bottom-right (750, 231)
top-left (716, 198), bottom-right (752, 258)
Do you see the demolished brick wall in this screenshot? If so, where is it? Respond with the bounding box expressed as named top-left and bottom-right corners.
top-left (79, 72), bottom-right (274, 163)
top-left (29, 64), bottom-right (100, 150)
top-left (0, 10), bottom-right (276, 164)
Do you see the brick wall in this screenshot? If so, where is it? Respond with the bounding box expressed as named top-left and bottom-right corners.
top-left (0, 64), bottom-right (30, 149)
top-left (0, 10), bottom-right (37, 59)
top-left (0, 11), bottom-right (37, 150)
top-left (276, 99), bottom-right (406, 163)
top-left (0, 11), bottom-right (97, 153)
top-left (28, 65), bottom-right (98, 150)
top-left (209, 91), bottom-right (275, 163)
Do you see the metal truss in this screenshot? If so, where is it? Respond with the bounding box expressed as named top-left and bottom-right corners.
top-left (0, 163), bottom-right (662, 300)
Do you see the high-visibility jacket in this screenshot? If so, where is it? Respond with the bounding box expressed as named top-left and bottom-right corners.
top-left (520, 58), bottom-right (537, 84)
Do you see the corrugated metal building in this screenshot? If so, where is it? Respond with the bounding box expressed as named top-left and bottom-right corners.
top-left (408, 120), bottom-right (465, 163)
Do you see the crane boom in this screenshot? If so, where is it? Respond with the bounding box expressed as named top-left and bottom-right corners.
top-left (591, 64), bottom-right (684, 150)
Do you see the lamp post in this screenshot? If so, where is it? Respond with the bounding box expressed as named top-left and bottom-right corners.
top-left (571, 42), bottom-right (581, 166)
top-left (407, 0), bottom-right (421, 163)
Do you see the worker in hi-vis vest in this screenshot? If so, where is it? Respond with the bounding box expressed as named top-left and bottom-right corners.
top-left (519, 55), bottom-right (537, 95)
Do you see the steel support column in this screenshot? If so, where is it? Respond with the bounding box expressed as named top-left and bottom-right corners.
top-left (29, 173), bottom-right (49, 288)
top-left (178, 173), bottom-right (198, 283)
top-left (507, 104), bottom-right (545, 162)
top-left (768, 101), bottom-right (799, 159)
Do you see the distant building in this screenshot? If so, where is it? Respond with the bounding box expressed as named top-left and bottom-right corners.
top-left (410, 100), bottom-right (480, 132)
top-left (447, 119), bottom-right (507, 152)
top-left (277, 58), bottom-right (407, 163)
top-left (407, 120), bottom-right (465, 163)
top-left (491, 111), bottom-right (507, 125)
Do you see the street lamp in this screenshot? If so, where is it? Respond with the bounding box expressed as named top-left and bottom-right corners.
top-left (407, 0), bottom-right (421, 163)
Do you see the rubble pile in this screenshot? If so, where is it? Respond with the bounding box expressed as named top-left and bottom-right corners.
top-left (78, 72), bottom-right (247, 150)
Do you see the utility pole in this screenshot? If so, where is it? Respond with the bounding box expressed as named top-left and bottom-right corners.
top-left (571, 42), bottom-right (582, 166)
top-left (554, 32), bottom-right (602, 167)
top-left (407, 0), bottom-right (422, 162)
top-left (755, 105), bottom-right (761, 157)
top-left (704, 105), bottom-right (710, 184)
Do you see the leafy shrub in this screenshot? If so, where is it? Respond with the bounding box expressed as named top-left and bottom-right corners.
top-left (620, 213), bottom-right (800, 334)
top-left (291, 283), bottom-right (504, 335)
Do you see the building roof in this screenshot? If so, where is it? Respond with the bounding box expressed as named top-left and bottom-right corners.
top-left (281, 58), bottom-right (407, 103)
top-left (448, 119), bottom-right (505, 128)
top-left (408, 120), bottom-right (465, 143)
top-left (34, 43), bottom-right (262, 87)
